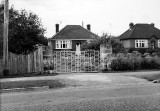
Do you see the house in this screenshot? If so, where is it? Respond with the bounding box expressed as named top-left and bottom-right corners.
top-left (49, 24), bottom-right (99, 51)
top-left (118, 23), bottom-right (160, 49)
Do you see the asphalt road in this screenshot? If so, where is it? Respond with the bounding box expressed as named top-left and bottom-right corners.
top-left (1, 72), bottom-right (160, 111)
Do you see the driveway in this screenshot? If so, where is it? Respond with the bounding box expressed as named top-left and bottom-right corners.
top-left (1, 71), bottom-right (160, 111)
top-left (0, 71), bottom-right (155, 88)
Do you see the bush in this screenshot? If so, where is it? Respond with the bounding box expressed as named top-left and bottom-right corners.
top-left (132, 59), bottom-right (141, 70)
top-left (147, 48), bottom-right (160, 54)
top-left (110, 58), bottom-right (134, 71)
top-left (140, 58), bottom-right (151, 69)
top-left (110, 57), bottom-right (160, 71)
top-left (128, 48), bottom-right (135, 53)
top-left (141, 58), bottom-right (160, 69)
top-left (137, 48), bottom-right (147, 54)
top-left (147, 48), bottom-right (156, 54)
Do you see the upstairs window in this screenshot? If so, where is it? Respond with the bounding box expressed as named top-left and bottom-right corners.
top-left (56, 40), bottom-right (72, 49)
top-left (135, 40), bottom-right (148, 48)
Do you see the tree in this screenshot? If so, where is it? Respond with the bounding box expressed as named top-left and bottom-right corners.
top-left (0, 4), bottom-right (48, 54)
top-left (81, 35), bottom-right (125, 53)
top-left (109, 36), bottom-right (125, 53)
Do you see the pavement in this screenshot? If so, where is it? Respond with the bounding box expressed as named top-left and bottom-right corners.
top-left (1, 71), bottom-right (160, 111)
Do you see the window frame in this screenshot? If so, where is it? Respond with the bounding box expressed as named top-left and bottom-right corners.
top-left (135, 39), bottom-right (148, 48)
top-left (55, 40), bottom-right (72, 49)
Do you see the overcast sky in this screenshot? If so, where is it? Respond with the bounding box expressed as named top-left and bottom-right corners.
top-left (7, 0), bottom-right (160, 37)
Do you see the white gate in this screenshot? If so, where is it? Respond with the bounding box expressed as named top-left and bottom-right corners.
top-left (53, 51), bottom-right (100, 73)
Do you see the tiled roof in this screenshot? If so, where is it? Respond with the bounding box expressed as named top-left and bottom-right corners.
top-left (51, 25), bottom-right (99, 40)
top-left (119, 24), bottom-right (160, 40)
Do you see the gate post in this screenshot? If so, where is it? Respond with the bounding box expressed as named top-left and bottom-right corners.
top-left (100, 43), bottom-right (112, 71)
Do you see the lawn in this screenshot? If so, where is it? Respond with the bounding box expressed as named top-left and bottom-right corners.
top-left (0, 79), bottom-right (66, 90)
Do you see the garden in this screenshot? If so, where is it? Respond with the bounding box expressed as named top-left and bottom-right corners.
top-left (82, 35), bottom-right (160, 72)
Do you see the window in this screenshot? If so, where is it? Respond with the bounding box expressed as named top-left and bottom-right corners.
top-left (56, 40), bottom-right (72, 49)
top-left (135, 40), bottom-right (148, 48)
top-left (158, 40), bottom-right (160, 48)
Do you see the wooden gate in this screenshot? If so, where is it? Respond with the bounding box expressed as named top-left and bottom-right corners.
top-left (53, 51), bottom-right (100, 73)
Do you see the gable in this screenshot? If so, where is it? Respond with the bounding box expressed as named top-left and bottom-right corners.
top-left (51, 25), bottom-right (99, 40)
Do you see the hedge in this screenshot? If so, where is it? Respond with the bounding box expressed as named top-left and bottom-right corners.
top-left (110, 57), bottom-right (160, 71)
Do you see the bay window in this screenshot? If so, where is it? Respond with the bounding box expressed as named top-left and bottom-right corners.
top-left (135, 40), bottom-right (148, 48)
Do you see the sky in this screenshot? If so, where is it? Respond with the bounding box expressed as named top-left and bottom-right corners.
top-left (5, 0), bottom-right (160, 37)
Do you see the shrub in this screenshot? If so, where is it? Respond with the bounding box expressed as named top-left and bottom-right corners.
top-left (132, 59), bottom-right (141, 70)
top-left (137, 48), bottom-right (147, 54)
top-left (140, 58), bottom-right (160, 69)
top-left (147, 48), bottom-right (160, 54)
top-left (110, 56), bottom-right (160, 71)
top-left (147, 48), bottom-right (156, 54)
top-left (128, 48), bottom-right (135, 53)
top-left (140, 58), bottom-right (151, 69)
top-left (110, 58), bottom-right (134, 71)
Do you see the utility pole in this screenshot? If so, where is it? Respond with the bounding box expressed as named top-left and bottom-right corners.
top-left (3, 0), bottom-right (9, 76)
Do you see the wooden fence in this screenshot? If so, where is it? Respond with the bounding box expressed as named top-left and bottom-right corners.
top-left (0, 59), bottom-right (3, 75)
top-left (0, 46), bottom-right (43, 76)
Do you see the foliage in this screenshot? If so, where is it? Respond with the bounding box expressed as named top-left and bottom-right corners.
top-left (109, 37), bottom-right (125, 53)
top-left (81, 35), bottom-right (125, 53)
top-left (137, 48), bottom-right (147, 54)
top-left (140, 58), bottom-right (160, 69)
top-left (127, 48), bottom-right (160, 55)
top-left (0, 4), bottom-right (48, 54)
top-left (110, 58), bottom-right (133, 71)
top-left (110, 57), bottom-right (160, 71)
top-left (147, 48), bottom-right (160, 54)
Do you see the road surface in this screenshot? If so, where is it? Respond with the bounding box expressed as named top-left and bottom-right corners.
top-left (1, 72), bottom-right (160, 111)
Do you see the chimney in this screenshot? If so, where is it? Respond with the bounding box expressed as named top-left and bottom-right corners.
top-left (150, 23), bottom-right (154, 27)
top-left (55, 24), bottom-right (59, 33)
top-left (129, 22), bottom-right (134, 29)
top-left (87, 24), bottom-right (91, 31)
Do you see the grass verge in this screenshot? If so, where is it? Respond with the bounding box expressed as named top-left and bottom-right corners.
top-left (128, 73), bottom-right (160, 82)
top-left (0, 72), bottom-right (58, 79)
top-left (138, 74), bottom-right (160, 81)
top-left (0, 80), bottom-right (66, 90)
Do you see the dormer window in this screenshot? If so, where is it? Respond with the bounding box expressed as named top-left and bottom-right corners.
top-left (56, 40), bottom-right (72, 49)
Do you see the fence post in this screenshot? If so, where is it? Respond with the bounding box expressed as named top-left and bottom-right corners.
top-left (39, 46), bottom-right (43, 72)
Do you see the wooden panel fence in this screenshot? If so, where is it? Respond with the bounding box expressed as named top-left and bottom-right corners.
top-left (0, 46), bottom-right (43, 76)
top-left (0, 59), bottom-right (3, 75)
